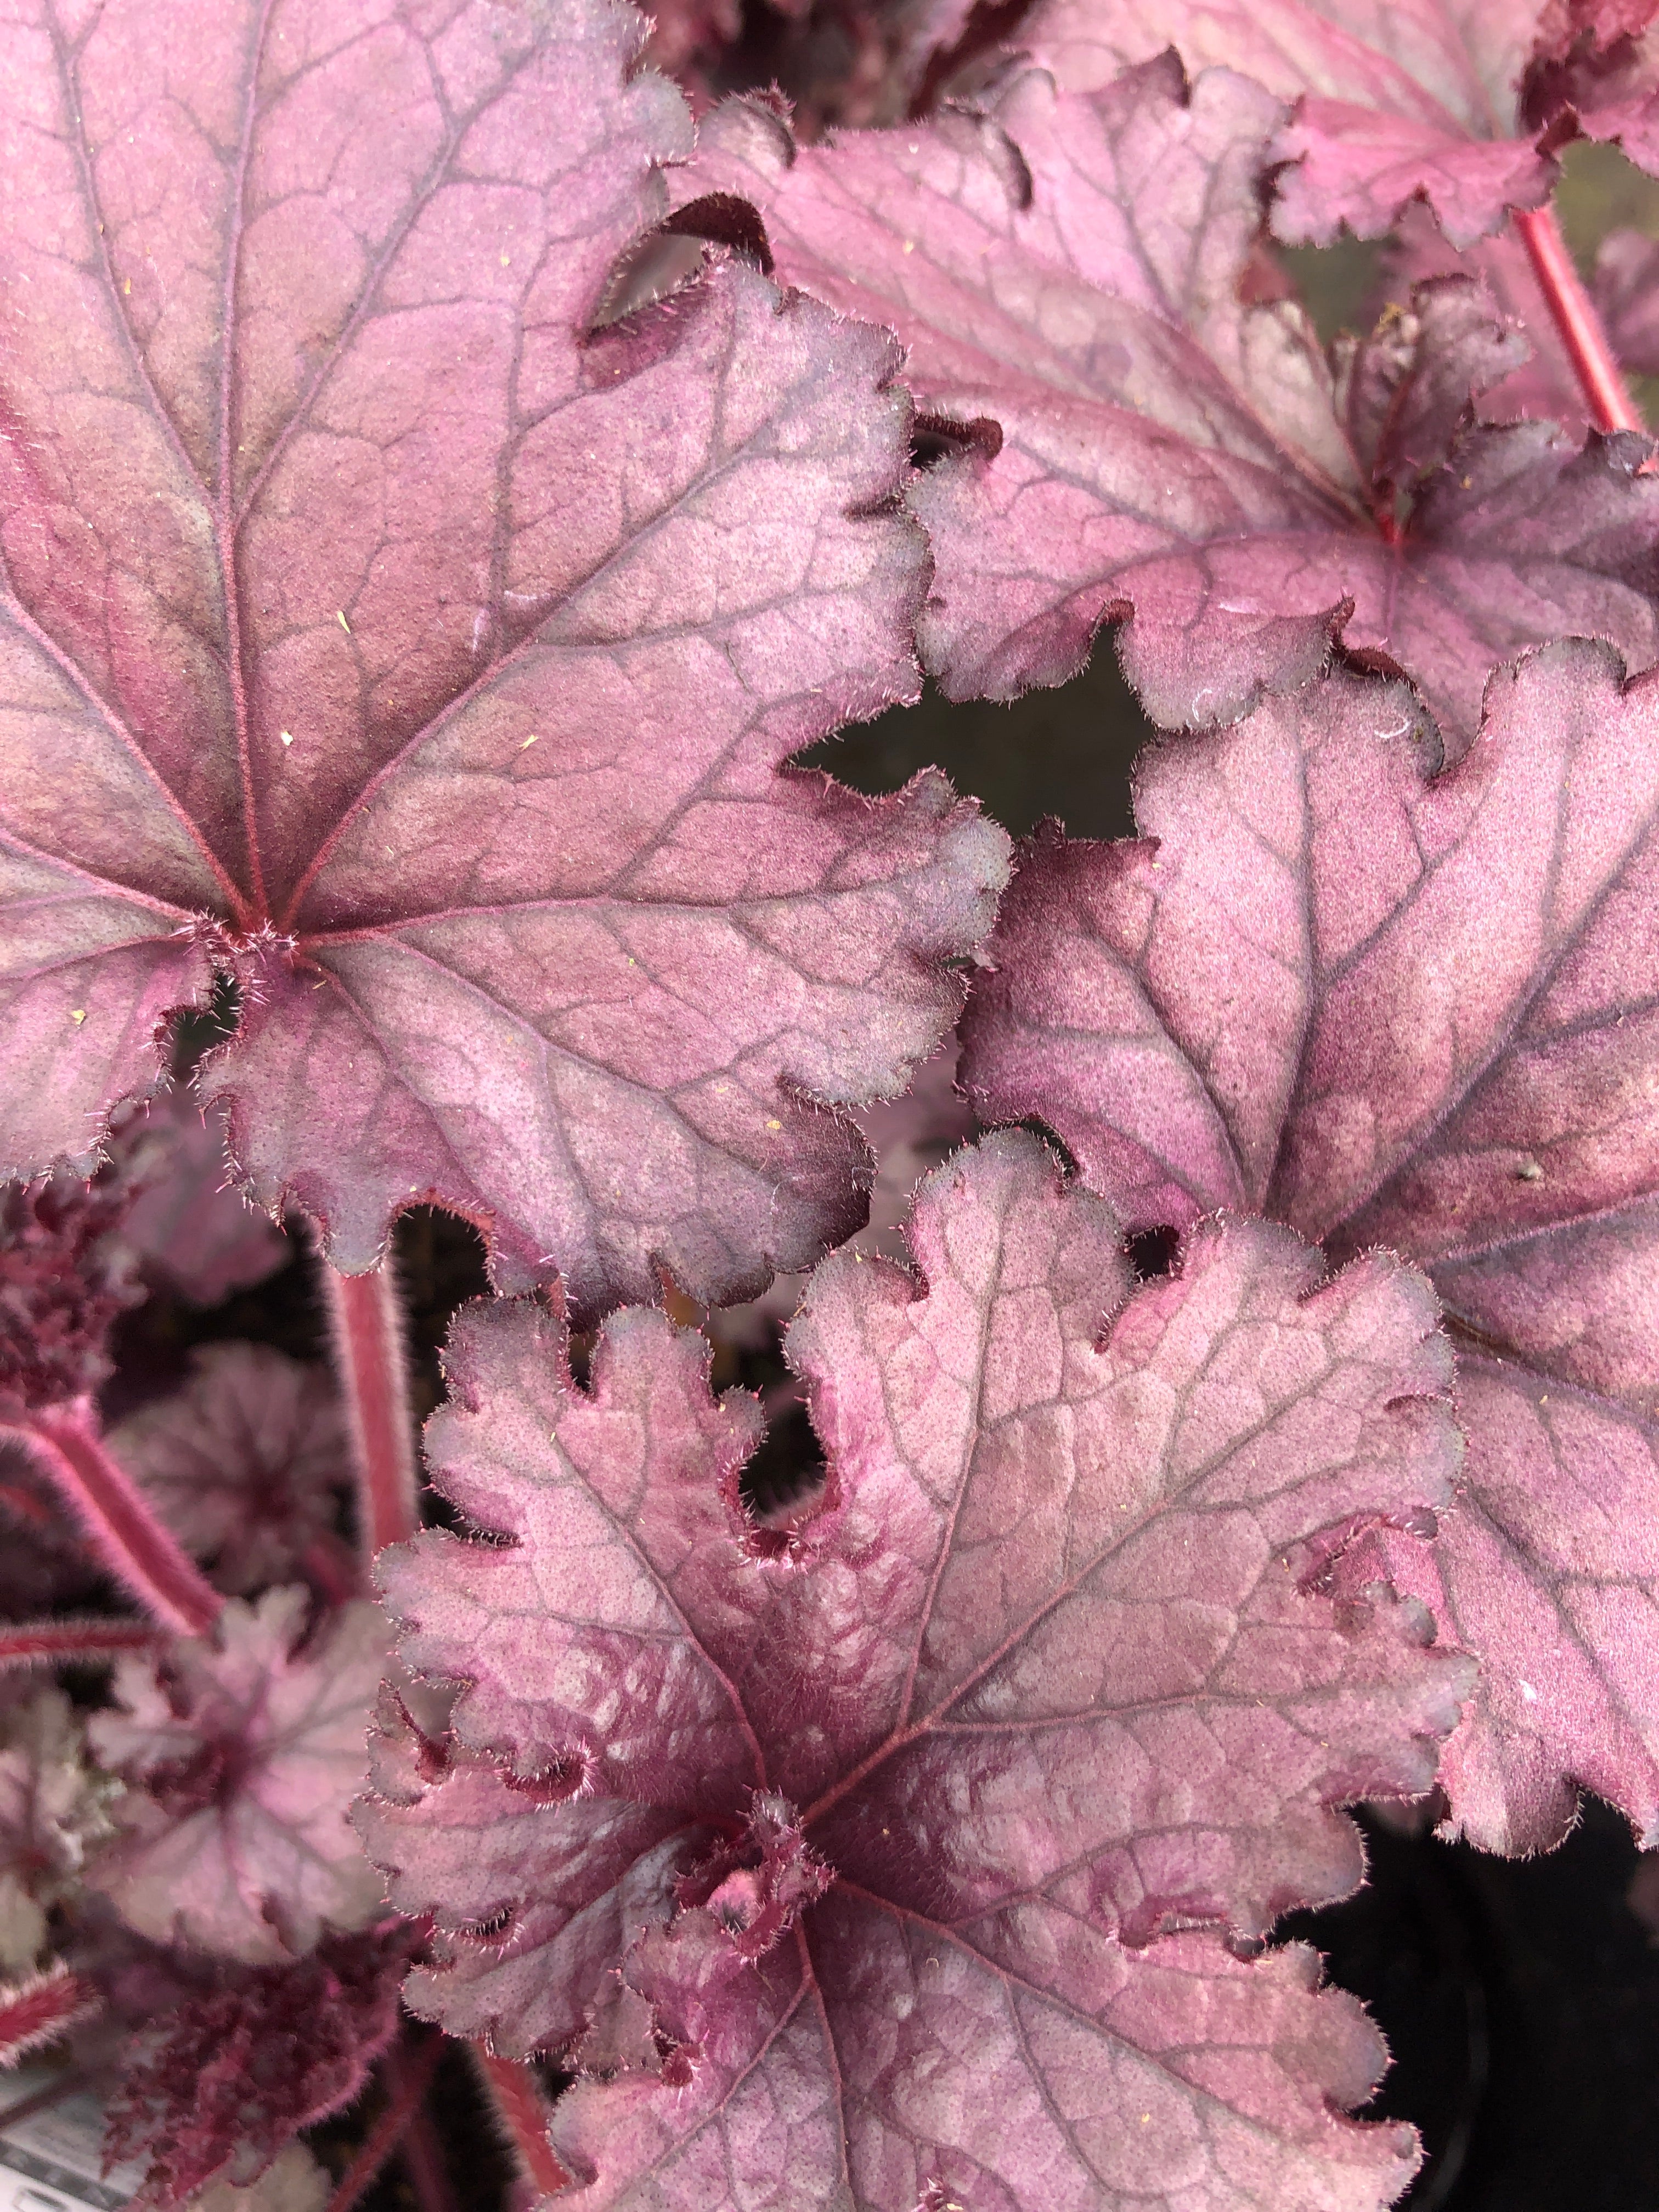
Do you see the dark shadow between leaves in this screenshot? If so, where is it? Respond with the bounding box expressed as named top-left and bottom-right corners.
top-left (798, 638), bottom-right (1153, 841)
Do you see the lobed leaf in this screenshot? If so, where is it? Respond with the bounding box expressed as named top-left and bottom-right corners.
top-left (1379, 204), bottom-right (1659, 443)
top-left (0, 0), bottom-right (1007, 1314)
top-left (110, 1345), bottom-right (348, 1598)
top-left (1023, 0), bottom-right (1659, 247)
top-left (88, 1589), bottom-right (386, 1963)
top-left (961, 644), bottom-right (1659, 1852)
top-left (360, 1133), bottom-right (1468, 2208)
top-left (676, 58), bottom-right (1659, 743)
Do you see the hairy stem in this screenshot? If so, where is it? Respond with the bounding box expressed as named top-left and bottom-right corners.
top-left (472, 2051), bottom-right (569, 2202)
top-left (1, 1409), bottom-right (221, 1637)
top-left (0, 1964), bottom-right (98, 2068)
top-left (0, 1616), bottom-right (159, 1672)
top-left (1514, 201), bottom-right (1645, 433)
top-left (325, 2032), bottom-right (444, 2212)
top-left (319, 1251), bottom-right (419, 1559)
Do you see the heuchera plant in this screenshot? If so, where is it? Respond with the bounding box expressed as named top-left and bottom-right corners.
top-left (0, 0), bottom-right (1656, 2205)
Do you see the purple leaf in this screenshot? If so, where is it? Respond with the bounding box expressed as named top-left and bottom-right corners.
top-left (676, 59), bottom-right (1659, 743)
top-left (88, 1590), bottom-right (386, 1963)
top-left (357, 1688), bottom-right (696, 2061)
top-left (1333, 1355), bottom-right (1659, 1857)
top-left (0, 0), bottom-right (1008, 1316)
top-left (1023, 0), bottom-right (1659, 246)
top-left (109, 1347), bottom-right (348, 1599)
top-left (551, 1917), bottom-right (1409, 2211)
top-left (1380, 205), bottom-right (1659, 441)
top-left (115, 1096), bottom-right (288, 1310)
top-left (961, 643), bottom-right (1659, 1853)
top-left (707, 1036), bottom-right (974, 1356)
top-left (96, 1921), bottom-right (418, 2208)
top-left (360, 1135), bottom-right (1467, 2207)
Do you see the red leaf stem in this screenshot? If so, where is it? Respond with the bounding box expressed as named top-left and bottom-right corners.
top-left (0, 1616), bottom-right (159, 1672)
top-left (324, 2032), bottom-right (445, 2212)
top-left (0, 1965), bottom-right (98, 2069)
top-left (471, 2052), bottom-right (569, 2204)
top-left (320, 1256), bottom-right (419, 1559)
top-left (0, 1409), bottom-right (221, 1637)
top-left (1514, 201), bottom-right (1646, 433)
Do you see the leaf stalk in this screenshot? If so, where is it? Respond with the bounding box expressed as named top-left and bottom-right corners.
top-left (1, 1408), bottom-right (222, 1637)
top-left (0, 1616), bottom-right (160, 1672)
top-left (381, 2038), bottom-right (459, 2212)
top-left (325, 2032), bottom-right (445, 2212)
top-left (1513, 201), bottom-right (1646, 434)
top-left (318, 1251), bottom-right (420, 1558)
top-left (471, 2051), bottom-right (569, 2204)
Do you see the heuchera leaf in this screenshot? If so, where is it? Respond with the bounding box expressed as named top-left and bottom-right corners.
top-left (95, 1920), bottom-right (418, 2208)
top-left (708, 1036), bottom-right (974, 1352)
top-left (115, 1096), bottom-right (288, 1310)
top-left (357, 1133), bottom-right (1470, 2209)
top-left (675, 58), bottom-right (1659, 743)
top-left (1022, 0), bottom-right (1659, 246)
top-left (0, 0), bottom-right (1008, 1316)
top-left (1381, 204), bottom-right (1659, 441)
top-left (109, 1346), bottom-right (348, 1599)
top-left (961, 644), bottom-right (1659, 1855)
top-left (88, 1590), bottom-right (385, 1963)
